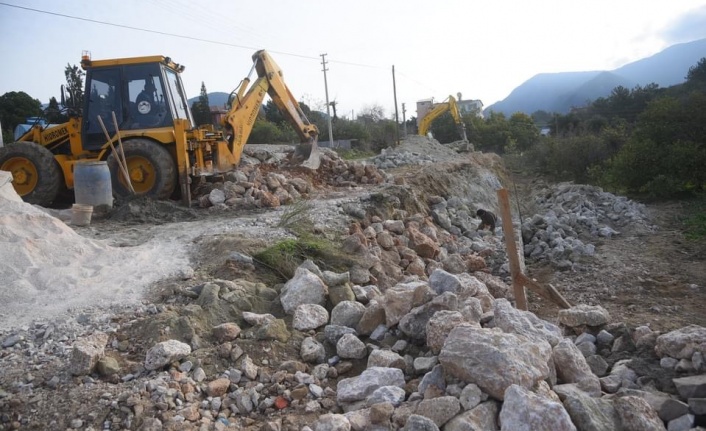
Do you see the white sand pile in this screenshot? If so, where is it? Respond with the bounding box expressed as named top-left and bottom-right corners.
top-left (0, 177), bottom-right (191, 330)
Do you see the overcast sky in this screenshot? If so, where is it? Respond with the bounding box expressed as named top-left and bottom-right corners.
top-left (1, 0), bottom-right (705, 120)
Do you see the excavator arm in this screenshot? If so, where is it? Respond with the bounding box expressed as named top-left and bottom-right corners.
top-left (447, 96), bottom-right (468, 142)
top-left (223, 50), bottom-right (320, 169)
top-left (418, 95), bottom-right (468, 141)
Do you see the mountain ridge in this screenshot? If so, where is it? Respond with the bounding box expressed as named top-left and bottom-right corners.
top-left (485, 38), bottom-right (706, 115)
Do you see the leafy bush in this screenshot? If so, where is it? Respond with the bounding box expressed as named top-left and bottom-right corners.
top-left (526, 135), bottom-right (611, 182)
top-left (605, 138), bottom-right (706, 197)
top-left (249, 119), bottom-right (281, 144)
top-left (684, 203), bottom-right (706, 240)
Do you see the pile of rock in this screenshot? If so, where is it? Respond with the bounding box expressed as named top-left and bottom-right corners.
top-left (194, 148), bottom-right (387, 210)
top-left (340, 210), bottom-right (505, 291)
top-left (369, 136), bottom-right (463, 169)
top-left (371, 149), bottom-right (439, 169)
top-left (54, 258), bottom-right (703, 431)
top-left (522, 183), bottom-right (652, 269)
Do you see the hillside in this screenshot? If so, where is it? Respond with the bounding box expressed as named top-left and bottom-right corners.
top-left (486, 38), bottom-right (706, 115)
top-left (187, 91), bottom-right (231, 108)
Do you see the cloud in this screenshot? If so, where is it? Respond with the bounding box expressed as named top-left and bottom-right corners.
top-left (661, 5), bottom-right (706, 44)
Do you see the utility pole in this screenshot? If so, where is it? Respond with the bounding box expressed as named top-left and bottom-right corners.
top-left (402, 103), bottom-right (407, 137)
top-left (320, 54), bottom-right (334, 146)
top-left (392, 65), bottom-right (400, 146)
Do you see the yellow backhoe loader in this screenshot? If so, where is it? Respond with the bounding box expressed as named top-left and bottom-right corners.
top-left (0, 50), bottom-right (320, 207)
top-left (418, 95), bottom-right (468, 142)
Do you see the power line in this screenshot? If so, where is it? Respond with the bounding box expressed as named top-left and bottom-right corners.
top-left (0, 1), bottom-right (388, 71)
top-left (0, 2), bottom-right (315, 61)
top-left (0, 1), bottom-right (443, 105)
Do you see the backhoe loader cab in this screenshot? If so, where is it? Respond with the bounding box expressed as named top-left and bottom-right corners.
top-left (80, 55), bottom-right (194, 149)
top-left (0, 50), bottom-right (319, 207)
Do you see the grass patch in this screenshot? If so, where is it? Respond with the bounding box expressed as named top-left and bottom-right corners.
top-left (277, 201), bottom-right (315, 233)
top-left (682, 195), bottom-right (706, 240)
top-left (254, 201), bottom-right (362, 280)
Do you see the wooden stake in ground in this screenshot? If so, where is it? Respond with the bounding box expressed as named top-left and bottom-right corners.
top-left (497, 188), bottom-right (572, 310)
top-left (498, 188), bottom-right (528, 310)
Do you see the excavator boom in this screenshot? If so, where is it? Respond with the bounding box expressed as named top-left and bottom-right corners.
top-left (418, 95), bottom-right (468, 141)
top-left (223, 50), bottom-right (320, 169)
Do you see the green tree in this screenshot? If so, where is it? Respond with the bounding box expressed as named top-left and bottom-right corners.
top-left (685, 57), bottom-right (706, 93)
top-left (249, 118), bottom-right (280, 144)
top-left (508, 112), bottom-right (540, 152)
top-left (0, 91), bottom-right (42, 141)
top-left (333, 119), bottom-right (370, 142)
top-left (263, 100), bottom-right (285, 125)
top-left (191, 82), bottom-right (212, 126)
top-left (686, 57), bottom-right (706, 84)
top-left (605, 93), bottom-right (706, 196)
top-left (474, 111), bottom-right (512, 153)
top-left (356, 104), bottom-right (396, 150)
top-left (64, 64), bottom-right (84, 111)
top-left (531, 110), bottom-right (554, 126)
top-left (45, 97), bottom-right (67, 124)
top-left (428, 111), bottom-right (463, 143)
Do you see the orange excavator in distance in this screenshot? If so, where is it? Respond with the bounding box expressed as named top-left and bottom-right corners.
top-left (0, 50), bottom-right (320, 207)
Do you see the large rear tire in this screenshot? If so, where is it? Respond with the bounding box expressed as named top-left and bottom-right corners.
top-left (0, 142), bottom-right (61, 206)
top-left (107, 139), bottom-right (177, 200)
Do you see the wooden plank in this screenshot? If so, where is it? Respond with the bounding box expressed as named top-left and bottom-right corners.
top-left (497, 188), bottom-right (528, 310)
top-left (516, 273), bottom-right (572, 309)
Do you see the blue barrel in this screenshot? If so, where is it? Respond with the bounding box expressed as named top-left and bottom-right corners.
top-left (74, 161), bottom-right (113, 212)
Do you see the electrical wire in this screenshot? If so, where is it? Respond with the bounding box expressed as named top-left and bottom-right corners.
top-left (0, 1), bottom-right (392, 72)
top-left (0, 1), bottom-right (441, 106)
top-left (0, 2), bottom-right (315, 60)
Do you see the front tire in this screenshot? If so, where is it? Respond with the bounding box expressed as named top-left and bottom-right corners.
top-left (107, 139), bottom-right (177, 200)
top-left (0, 142), bottom-right (61, 206)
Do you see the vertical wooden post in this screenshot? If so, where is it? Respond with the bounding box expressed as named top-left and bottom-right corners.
top-left (497, 188), bottom-right (528, 310)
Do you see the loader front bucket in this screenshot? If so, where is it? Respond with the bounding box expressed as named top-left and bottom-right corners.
top-left (295, 137), bottom-right (321, 170)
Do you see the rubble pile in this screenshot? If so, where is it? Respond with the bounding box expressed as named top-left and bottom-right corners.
top-left (2, 138), bottom-right (703, 430)
top-left (369, 136), bottom-right (466, 169)
top-left (338, 200), bottom-right (508, 290)
top-left (521, 183), bottom-right (653, 269)
top-left (371, 149), bottom-right (439, 169)
top-left (4, 255), bottom-right (704, 430)
top-left (194, 148), bottom-right (387, 210)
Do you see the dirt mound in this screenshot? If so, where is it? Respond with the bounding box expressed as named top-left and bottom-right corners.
top-left (109, 196), bottom-right (199, 224)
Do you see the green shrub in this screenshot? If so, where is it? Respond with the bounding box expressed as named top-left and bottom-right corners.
top-left (528, 135), bottom-right (610, 182)
top-left (605, 138), bottom-right (706, 197)
top-left (249, 120), bottom-right (280, 144)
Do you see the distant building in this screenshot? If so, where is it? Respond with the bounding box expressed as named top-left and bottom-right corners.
top-left (415, 98), bottom-right (435, 129)
top-left (209, 105), bottom-right (227, 125)
top-left (456, 98), bottom-right (484, 118)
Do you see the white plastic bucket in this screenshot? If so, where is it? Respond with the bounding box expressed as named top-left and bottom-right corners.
top-left (71, 203), bottom-right (93, 226)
